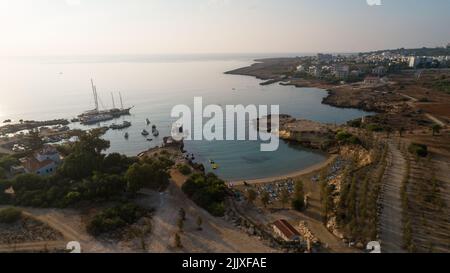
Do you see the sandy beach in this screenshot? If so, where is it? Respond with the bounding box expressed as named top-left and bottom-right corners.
top-left (229, 154), bottom-right (337, 186)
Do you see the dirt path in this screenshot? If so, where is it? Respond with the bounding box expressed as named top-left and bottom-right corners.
top-left (378, 141), bottom-right (406, 253)
top-left (139, 170), bottom-right (277, 253)
top-left (424, 113), bottom-right (446, 127)
top-left (0, 240), bottom-right (66, 253)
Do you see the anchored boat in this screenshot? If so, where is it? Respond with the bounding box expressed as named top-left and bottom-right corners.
top-left (79, 79), bottom-right (134, 125)
top-left (110, 121), bottom-right (131, 130)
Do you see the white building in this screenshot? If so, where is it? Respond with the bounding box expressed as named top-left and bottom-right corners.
top-left (308, 66), bottom-right (321, 77)
top-left (296, 65), bottom-right (305, 72)
top-left (20, 145), bottom-right (62, 176)
top-left (333, 64), bottom-right (349, 79)
top-left (409, 56), bottom-right (420, 68)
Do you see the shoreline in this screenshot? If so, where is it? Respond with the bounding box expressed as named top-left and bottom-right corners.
top-left (229, 154), bottom-right (337, 185)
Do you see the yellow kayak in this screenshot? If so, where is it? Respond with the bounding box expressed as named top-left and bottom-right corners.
top-left (211, 163), bottom-right (218, 170)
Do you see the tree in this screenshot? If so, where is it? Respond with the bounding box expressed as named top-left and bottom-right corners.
top-left (177, 164), bottom-right (192, 175)
top-left (182, 173), bottom-right (227, 217)
top-left (0, 155), bottom-right (19, 170)
top-left (431, 124), bottom-right (442, 136)
top-left (0, 207), bottom-right (22, 224)
top-left (75, 130), bottom-right (110, 155)
top-left (385, 127), bottom-right (393, 139)
top-left (247, 189), bottom-right (257, 204)
top-left (261, 191), bottom-right (270, 208)
top-left (399, 127), bottom-right (405, 137)
top-left (280, 188), bottom-right (290, 209)
top-left (179, 208), bottom-right (186, 221)
top-left (124, 157), bottom-right (171, 192)
top-left (196, 216), bottom-right (203, 230)
top-left (174, 233), bottom-right (182, 248)
top-left (177, 217), bottom-right (184, 232)
top-left (292, 180), bottom-right (305, 211)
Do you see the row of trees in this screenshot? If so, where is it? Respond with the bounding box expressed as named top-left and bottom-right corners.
top-left (245, 180), bottom-right (305, 211)
top-left (319, 143), bottom-right (387, 244)
top-left (0, 130), bottom-right (173, 208)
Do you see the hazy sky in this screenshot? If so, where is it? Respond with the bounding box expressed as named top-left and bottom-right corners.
top-left (1, 0), bottom-right (449, 56)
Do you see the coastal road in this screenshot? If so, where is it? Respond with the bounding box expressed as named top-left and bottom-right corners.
top-left (378, 141), bottom-right (406, 253)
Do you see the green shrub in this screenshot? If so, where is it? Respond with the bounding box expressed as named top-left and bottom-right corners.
top-left (347, 119), bottom-right (362, 128)
top-left (177, 164), bottom-right (192, 175)
top-left (336, 131), bottom-right (362, 145)
top-left (365, 123), bottom-right (384, 132)
top-left (408, 143), bottom-right (428, 157)
top-left (292, 198), bottom-right (305, 211)
top-left (86, 203), bottom-right (145, 236)
top-left (182, 173), bottom-right (227, 217)
top-left (0, 207), bottom-right (22, 224)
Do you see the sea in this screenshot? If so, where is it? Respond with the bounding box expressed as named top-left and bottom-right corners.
top-left (0, 54), bottom-right (371, 181)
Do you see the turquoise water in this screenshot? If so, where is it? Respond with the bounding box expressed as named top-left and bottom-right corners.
top-left (0, 55), bottom-right (371, 181)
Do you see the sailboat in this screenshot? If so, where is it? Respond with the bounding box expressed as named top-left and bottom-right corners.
top-left (78, 79), bottom-right (134, 125)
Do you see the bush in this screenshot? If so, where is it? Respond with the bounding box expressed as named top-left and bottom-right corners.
top-left (347, 119), bottom-right (362, 128)
top-left (0, 167), bottom-right (5, 179)
top-left (87, 203), bottom-right (145, 236)
top-left (0, 155), bottom-right (19, 170)
top-left (0, 207), bottom-right (22, 224)
top-left (365, 123), bottom-right (384, 132)
top-left (182, 173), bottom-right (227, 217)
top-left (177, 164), bottom-right (192, 175)
top-left (292, 198), bottom-right (305, 211)
top-left (408, 143), bottom-right (428, 157)
top-left (336, 131), bottom-right (361, 145)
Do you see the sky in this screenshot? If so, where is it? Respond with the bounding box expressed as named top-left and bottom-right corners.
top-left (0, 0), bottom-right (449, 56)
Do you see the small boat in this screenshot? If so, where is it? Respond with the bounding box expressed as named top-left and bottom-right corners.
top-left (209, 159), bottom-right (218, 170)
top-left (124, 132), bottom-right (129, 139)
top-left (146, 118), bottom-right (151, 125)
top-left (152, 129), bottom-right (159, 137)
top-left (141, 129), bottom-right (149, 136)
top-left (70, 118), bottom-right (80, 123)
top-left (110, 121), bottom-right (131, 130)
top-left (146, 138), bottom-right (153, 142)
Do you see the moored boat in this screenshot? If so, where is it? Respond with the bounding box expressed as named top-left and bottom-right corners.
top-left (110, 121), bottom-right (132, 130)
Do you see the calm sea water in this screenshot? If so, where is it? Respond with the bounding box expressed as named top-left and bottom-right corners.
top-left (0, 55), bottom-right (370, 181)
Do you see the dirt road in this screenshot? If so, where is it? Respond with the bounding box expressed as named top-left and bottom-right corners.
top-left (378, 141), bottom-right (406, 253)
top-left (140, 170), bottom-right (278, 253)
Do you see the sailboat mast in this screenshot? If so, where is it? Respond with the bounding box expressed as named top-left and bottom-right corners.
top-left (111, 92), bottom-right (116, 109)
top-left (91, 79), bottom-right (99, 111)
top-left (119, 92), bottom-right (124, 110)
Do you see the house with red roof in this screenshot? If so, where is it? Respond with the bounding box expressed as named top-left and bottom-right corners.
top-left (272, 219), bottom-right (301, 242)
top-left (19, 145), bottom-right (62, 176)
